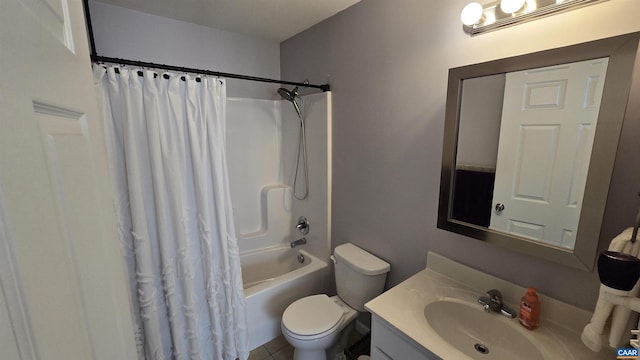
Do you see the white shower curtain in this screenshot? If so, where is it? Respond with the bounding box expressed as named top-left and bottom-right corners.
top-left (93, 65), bottom-right (248, 360)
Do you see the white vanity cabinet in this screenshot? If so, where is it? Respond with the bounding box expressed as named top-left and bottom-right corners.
top-left (370, 316), bottom-right (439, 360)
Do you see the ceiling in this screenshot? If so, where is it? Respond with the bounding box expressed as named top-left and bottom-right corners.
top-left (93, 0), bottom-right (361, 42)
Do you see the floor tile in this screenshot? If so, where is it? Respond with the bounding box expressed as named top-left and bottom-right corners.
top-left (264, 335), bottom-right (289, 355)
top-left (271, 344), bottom-right (294, 360)
top-left (248, 346), bottom-right (271, 360)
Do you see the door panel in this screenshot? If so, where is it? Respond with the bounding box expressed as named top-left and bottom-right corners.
top-left (512, 125), bottom-right (559, 203)
top-left (508, 219), bottom-right (545, 241)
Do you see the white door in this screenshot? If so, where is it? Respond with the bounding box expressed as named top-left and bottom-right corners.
top-left (0, 0), bottom-right (137, 359)
top-left (490, 58), bottom-right (608, 248)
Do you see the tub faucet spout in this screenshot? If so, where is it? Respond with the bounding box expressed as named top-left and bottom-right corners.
top-left (290, 237), bottom-right (307, 248)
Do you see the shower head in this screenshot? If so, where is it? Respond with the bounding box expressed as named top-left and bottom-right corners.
top-left (277, 86), bottom-right (298, 102)
top-left (278, 86), bottom-right (302, 120)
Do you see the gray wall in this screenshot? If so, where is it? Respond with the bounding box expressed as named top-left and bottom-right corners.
top-left (281, 0), bottom-right (640, 310)
top-left (88, 1), bottom-right (280, 99)
top-left (456, 74), bottom-right (505, 169)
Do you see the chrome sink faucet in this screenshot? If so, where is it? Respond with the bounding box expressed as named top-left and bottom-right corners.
top-left (478, 289), bottom-right (517, 318)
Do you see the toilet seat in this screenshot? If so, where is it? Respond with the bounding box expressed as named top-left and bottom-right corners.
top-left (282, 294), bottom-right (344, 339)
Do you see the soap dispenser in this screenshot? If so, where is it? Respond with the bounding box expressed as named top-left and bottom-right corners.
top-left (519, 287), bottom-right (540, 330)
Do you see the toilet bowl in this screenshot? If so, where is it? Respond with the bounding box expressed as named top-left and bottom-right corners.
top-left (281, 243), bottom-right (390, 360)
top-left (281, 295), bottom-right (357, 360)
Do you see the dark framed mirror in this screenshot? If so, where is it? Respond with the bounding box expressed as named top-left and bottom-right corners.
top-left (438, 32), bottom-right (640, 271)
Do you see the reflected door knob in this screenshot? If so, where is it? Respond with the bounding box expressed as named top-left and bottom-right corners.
top-left (495, 203), bottom-right (505, 213)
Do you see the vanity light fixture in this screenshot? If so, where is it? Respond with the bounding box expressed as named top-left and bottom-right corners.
top-left (460, 2), bottom-right (484, 26)
top-left (499, 0), bottom-right (526, 14)
top-left (461, 0), bottom-right (608, 35)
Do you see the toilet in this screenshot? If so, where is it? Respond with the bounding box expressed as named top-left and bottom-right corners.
top-left (281, 243), bottom-right (390, 360)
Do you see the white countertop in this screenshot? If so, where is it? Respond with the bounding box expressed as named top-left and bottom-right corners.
top-left (365, 252), bottom-right (612, 360)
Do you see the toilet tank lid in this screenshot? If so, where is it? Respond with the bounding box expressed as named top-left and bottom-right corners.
top-left (334, 243), bottom-right (390, 275)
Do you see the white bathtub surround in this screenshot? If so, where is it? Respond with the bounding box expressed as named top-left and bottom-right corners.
top-left (365, 252), bottom-right (607, 359)
top-left (227, 94), bottom-right (332, 260)
top-left (94, 66), bottom-right (248, 360)
top-left (235, 185), bottom-right (295, 253)
top-left (241, 246), bottom-right (329, 350)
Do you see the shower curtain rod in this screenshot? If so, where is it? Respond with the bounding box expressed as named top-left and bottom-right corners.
top-left (82, 1), bottom-right (329, 92)
top-left (91, 56), bottom-right (331, 92)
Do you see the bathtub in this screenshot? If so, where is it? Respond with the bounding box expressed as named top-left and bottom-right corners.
top-left (241, 245), bottom-right (329, 350)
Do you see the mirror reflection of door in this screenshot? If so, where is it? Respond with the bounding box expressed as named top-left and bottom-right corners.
top-left (490, 58), bottom-right (609, 248)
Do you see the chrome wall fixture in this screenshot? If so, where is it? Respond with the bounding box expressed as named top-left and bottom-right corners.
top-left (460, 0), bottom-right (608, 36)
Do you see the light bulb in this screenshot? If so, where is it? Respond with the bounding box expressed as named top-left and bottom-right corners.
top-left (460, 2), bottom-right (484, 26)
top-left (500, 0), bottom-right (526, 13)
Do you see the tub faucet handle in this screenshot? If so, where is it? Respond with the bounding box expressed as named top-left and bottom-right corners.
top-left (296, 216), bottom-right (310, 235)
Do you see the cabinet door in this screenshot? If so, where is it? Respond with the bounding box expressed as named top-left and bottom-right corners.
top-left (371, 347), bottom-right (393, 360)
top-left (371, 316), bottom-right (440, 360)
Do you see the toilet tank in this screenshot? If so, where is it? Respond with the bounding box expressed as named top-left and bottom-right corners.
top-left (334, 243), bottom-right (390, 311)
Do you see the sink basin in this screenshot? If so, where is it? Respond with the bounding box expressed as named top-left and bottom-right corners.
top-left (424, 300), bottom-right (543, 360)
